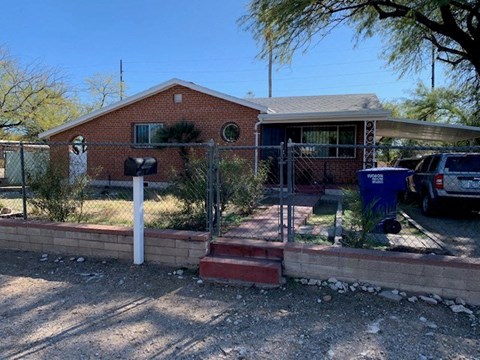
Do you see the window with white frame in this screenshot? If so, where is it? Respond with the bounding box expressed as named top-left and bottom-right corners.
top-left (288, 125), bottom-right (356, 158)
top-left (134, 123), bottom-right (164, 145)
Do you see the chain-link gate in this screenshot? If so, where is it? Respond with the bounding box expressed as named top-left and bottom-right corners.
top-left (214, 145), bottom-right (286, 241)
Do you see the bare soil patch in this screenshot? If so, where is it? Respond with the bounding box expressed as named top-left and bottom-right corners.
top-left (0, 249), bottom-right (479, 360)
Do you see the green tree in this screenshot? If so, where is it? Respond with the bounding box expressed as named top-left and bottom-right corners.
top-left (156, 120), bottom-right (202, 170)
top-left (241, 0), bottom-right (480, 105)
top-left (0, 47), bottom-right (78, 139)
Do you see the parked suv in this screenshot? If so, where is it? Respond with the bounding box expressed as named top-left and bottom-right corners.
top-left (407, 153), bottom-right (480, 216)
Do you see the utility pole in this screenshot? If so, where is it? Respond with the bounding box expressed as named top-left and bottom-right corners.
top-left (120, 59), bottom-right (124, 100)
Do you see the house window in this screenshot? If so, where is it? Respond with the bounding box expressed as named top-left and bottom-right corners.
top-left (221, 122), bottom-right (240, 142)
top-left (134, 123), bottom-right (164, 145)
top-left (288, 125), bottom-right (356, 158)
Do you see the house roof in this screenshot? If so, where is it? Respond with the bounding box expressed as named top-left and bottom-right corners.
top-left (250, 93), bottom-right (382, 114)
top-left (39, 78), bottom-right (269, 139)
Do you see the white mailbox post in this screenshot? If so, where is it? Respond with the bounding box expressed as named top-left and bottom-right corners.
top-left (124, 157), bottom-right (157, 265)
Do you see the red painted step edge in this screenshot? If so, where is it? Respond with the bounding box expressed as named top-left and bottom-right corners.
top-left (200, 256), bottom-right (282, 285)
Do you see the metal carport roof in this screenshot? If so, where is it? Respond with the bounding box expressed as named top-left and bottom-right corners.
top-left (377, 118), bottom-right (480, 142)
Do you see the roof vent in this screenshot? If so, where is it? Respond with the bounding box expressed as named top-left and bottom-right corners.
top-left (174, 94), bottom-right (182, 103)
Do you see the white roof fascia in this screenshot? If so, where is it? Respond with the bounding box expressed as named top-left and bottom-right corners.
top-left (386, 117), bottom-right (480, 132)
top-left (39, 78), bottom-right (269, 139)
top-left (258, 110), bottom-right (391, 124)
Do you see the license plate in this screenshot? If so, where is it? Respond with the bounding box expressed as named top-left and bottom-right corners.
top-left (462, 180), bottom-right (480, 189)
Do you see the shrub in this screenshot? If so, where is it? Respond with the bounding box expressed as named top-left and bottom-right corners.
top-left (168, 155), bottom-right (269, 230)
top-left (28, 165), bottom-right (90, 222)
top-left (341, 189), bottom-right (383, 248)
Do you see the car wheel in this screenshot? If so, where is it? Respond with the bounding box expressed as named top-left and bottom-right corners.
top-left (421, 193), bottom-right (436, 216)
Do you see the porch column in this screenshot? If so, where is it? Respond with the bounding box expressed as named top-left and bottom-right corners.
top-left (363, 120), bottom-right (376, 169)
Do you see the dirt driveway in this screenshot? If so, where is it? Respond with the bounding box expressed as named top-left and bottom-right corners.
top-left (0, 249), bottom-right (479, 360)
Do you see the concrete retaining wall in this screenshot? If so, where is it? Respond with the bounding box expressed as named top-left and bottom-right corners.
top-left (0, 219), bottom-right (209, 268)
top-left (284, 243), bottom-right (480, 305)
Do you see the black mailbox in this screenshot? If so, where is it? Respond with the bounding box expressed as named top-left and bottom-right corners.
top-left (124, 157), bottom-right (158, 176)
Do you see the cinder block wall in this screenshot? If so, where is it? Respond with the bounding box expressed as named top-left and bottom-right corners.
top-left (0, 220), bottom-right (209, 268)
top-left (284, 243), bottom-right (480, 305)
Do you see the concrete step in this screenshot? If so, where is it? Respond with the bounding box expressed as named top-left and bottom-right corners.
top-left (199, 255), bottom-right (282, 286)
top-left (210, 237), bottom-right (284, 260)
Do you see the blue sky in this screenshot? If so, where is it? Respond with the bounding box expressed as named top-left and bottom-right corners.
top-left (0, 0), bottom-right (447, 103)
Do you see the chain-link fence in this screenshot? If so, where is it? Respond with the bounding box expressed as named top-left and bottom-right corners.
top-left (0, 141), bottom-right (213, 232)
top-left (2, 140), bottom-right (479, 260)
top-left (215, 145), bottom-right (286, 241)
top-left (288, 143), bottom-right (480, 259)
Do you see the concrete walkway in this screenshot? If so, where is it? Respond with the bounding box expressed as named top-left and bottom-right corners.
top-left (224, 194), bottom-right (321, 241)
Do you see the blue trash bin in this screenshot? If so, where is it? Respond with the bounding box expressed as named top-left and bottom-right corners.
top-left (357, 167), bottom-right (413, 234)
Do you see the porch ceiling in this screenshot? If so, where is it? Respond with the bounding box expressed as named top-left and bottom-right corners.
top-left (377, 118), bottom-right (480, 142)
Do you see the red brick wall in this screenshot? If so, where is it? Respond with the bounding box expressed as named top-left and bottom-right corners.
top-left (49, 85), bottom-right (261, 182)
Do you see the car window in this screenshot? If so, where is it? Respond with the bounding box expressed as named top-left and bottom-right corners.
top-left (445, 155), bottom-right (480, 172)
top-left (418, 157), bottom-right (432, 172)
top-left (428, 156), bottom-right (440, 172)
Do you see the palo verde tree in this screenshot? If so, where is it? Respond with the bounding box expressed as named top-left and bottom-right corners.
top-left (240, 0), bottom-right (480, 108)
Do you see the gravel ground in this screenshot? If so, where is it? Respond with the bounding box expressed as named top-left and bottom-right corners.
top-left (0, 249), bottom-right (479, 360)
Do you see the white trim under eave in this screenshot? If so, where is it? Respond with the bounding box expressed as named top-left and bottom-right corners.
top-left (39, 78), bottom-right (270, 139)
top-left (257, 109), bottom-right (391, 123)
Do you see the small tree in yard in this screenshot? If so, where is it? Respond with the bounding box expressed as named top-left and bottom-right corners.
top-left (168, 155), bottom-right (269, 230)
top-left (28, 165), bottom-right (90, 222)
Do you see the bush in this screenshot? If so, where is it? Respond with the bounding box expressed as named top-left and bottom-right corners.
top-left (28, 165), bottom-right (90, 222)
top-left (341, 189), bottom-right (383, 248)
top-left (168, 155), bottom-right (269, 230)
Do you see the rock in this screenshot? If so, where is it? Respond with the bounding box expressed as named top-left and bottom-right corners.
top-left (329, 284), bottom-right (338, 291)
top-left (399, 292), bottom-right (407, 297)
top-left (327, 277), bottom-right (338, 283)
top-left (308, 279), bottom-right (318, 286)
top-left (367, 287), bottom-right (375, 293)
top-left (69, 257), bottom-right (76, 261)
top-left (367, 319), bottom-right (383, 334)
top-left (419, 317), bottom-right (427, 322)
top-left (335, 281), bottom-right (344, 289)
top-left (378, 290), bottom-right (403, 302)
top-left (455, 298), bottom-right (466, 306)
top-left (321, 281), bottom-right (328, 286)
top-left (392, 289), bottom-right (399, 295)
top-left (432, 294), bottom-right (442, 302)
top-left (236, 295), bottom-right (242, 300)
top-left (76, 257), bottom-right (85, 263)
top-left (349, 286), bottom-right (356, 292)
top-left (419, 296), bottom-right (438, 305)
top-left (375, 286), bottom-right (382, 292)
top-left (300, 278), bottom-right (308, 285)
top-left (39, 258), bottom-right (48, 262)
top-left (352, 282), bottom-right (359, 287)
top-left (41, 254), bottom-right (48, 258)
top-left (327, 349), bottom-right (335, 358)
top-left (197, 279), bottom-right (203, 284)
top-left (450, 305), bottom-right (473, 315)
top-left (176, 269), bottom-right (184, 276)
top-left (118, 279), bottom-right (124, 285)
top-left (102, 260), bottom-right (107, 264)
top-left (361, 286), bottom-right (368, 291)
top-left (408, 296), bottom-right (418, 303)
top-left (338, 290), bottom-right (345, 294)
top-left (444, 300), bottom-right (455, 306)
top-left (317, 298), bottom-right (322, 304)
top-left (322, 295), bottom-right (332, 302)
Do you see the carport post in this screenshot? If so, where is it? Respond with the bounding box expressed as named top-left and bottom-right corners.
top-left (133, 175), bottom-right (144, 265)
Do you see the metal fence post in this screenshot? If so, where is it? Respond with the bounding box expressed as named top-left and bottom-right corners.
top-left (215, 146), bottom-right (221, 237)
top-left (207, 140), bottom-right (215, 239)
top-left (287, 139), bottom-right (293, 242)
top-left (19, 142), bottom-right (28, 221)
top-left (279, 143), bottom-right (285, 242)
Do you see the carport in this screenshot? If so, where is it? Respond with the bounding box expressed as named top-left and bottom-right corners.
top-left (376, 118), bottom-right (480, 143)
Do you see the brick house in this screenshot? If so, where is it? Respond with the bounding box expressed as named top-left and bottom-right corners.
top-left (41, 78), bottom-right (480, 188)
